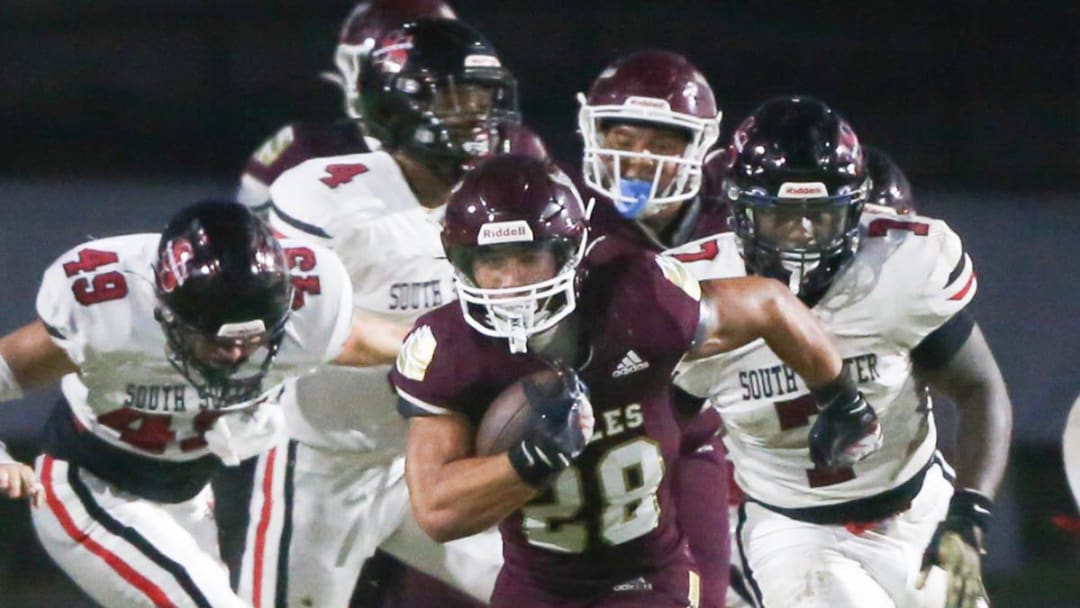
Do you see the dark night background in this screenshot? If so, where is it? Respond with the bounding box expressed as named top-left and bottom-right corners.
top-left (0, 2), bottom-right (1078, 606)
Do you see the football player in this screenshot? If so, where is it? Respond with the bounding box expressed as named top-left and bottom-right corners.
top-left (235, 0), bottom-right (458, 216)
top-left (0, 201), bottom-right (356, 607)
top-left (229, 19), bottom-right (531, 608)
top-left (575, 48), bottom-right (732, 608)
top-left (670, 96), bottom-right (1012, 608)
top-left (392, 154), bottom-right (882, 607)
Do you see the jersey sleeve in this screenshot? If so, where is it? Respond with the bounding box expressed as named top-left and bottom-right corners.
top-left (34, 235), bottom-right (156, 365)
top-left (237, 124), bottom-right (300, 212)
top-left (663, 233), bottom-right (745, 282)
top-left (278, 241), bottom-right (354, 366)
top-left (390, 314), bottom-right (477, 419)
top-left (890, 219), bottom-right (978, 349)
top-left (268, 155), bottom-right (385, 248)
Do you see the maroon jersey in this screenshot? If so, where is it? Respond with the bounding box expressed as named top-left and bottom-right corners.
top-left (237, 120), bottom-right (372, 210)
top-left (392, 247), bottom-right (702, 595)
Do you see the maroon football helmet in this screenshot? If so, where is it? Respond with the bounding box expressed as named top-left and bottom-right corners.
top-left (442, 155), bottom-right (588, 352)
top-left (578, 49), bottom-right (721, 218)
top-left (498, 122), bottom-right (549, 160)
top-left (332, 0), bottom-right (458, 119)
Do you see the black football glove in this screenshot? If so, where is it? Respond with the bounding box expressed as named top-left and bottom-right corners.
top-left (918, 489), bottom-right (993, 608)
top-left (508, 365), bottom-right (595, 487)
top-left (808, 366), bottom-right (883, 469)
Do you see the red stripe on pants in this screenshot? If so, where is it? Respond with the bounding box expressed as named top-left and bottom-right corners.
top-left (41, 455), bottom-right (177, 608)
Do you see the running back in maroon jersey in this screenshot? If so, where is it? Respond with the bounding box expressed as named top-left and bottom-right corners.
top-left (393, 246), bottom-right (702, 598)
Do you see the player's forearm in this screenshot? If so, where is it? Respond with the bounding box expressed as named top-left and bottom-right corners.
top-left (952, 386), bottom-right (1011, 497)
top-left (333, 311), bottom-right (410, 367)
top-left (758, 288), bottom-right (843, 388)
top-left (409, 454), bottom-right (537, 542)
top-left (0, 321), bottom-right (77, 399)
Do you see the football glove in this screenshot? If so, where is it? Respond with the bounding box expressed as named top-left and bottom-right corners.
top-left (808, 367), bottom-right (883, 469)
top-left (918, 489), bottom-right (993, 608)
top-left (508, 365), bottom-right (594, 487)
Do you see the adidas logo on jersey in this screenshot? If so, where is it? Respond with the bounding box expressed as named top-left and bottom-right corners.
top-left (612, 350), bottom-right (650, 378)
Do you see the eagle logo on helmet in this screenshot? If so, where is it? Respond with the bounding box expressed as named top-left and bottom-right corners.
top-left (370, 30), bottom-right (413, 74)
top-left (156, 238), bottom-right (195, 294)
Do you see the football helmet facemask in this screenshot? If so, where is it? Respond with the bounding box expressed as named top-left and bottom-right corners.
top-left (578, 49), bottom-right (721, 219)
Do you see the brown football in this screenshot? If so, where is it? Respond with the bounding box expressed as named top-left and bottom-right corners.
top-left (474, 368), bottom-right (562, 457)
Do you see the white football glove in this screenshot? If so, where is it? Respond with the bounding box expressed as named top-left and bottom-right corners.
top-left (205, 403), bottom-right (287, 466)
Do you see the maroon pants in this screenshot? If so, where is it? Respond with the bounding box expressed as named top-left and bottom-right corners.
top-left (490, 552), bottom-right (700, 608)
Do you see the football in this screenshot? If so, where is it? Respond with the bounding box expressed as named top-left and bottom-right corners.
top-left (474, 368), bottom-right (563, 457)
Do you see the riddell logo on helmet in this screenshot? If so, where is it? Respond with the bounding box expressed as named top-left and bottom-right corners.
top-left (477, 221), bottom-right (534, 245)
top-left (625, 96), bottom-right (671, 111)
top-left (779, 182), bottom-right (829, 199)
top-left (465, 54), bottom-right (501, 68)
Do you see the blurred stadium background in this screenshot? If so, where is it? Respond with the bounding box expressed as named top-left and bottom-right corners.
top-left (0, 2), bottom-right (1077, 606)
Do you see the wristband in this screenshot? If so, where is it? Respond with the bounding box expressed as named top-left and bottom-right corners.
top-left (0, 353), bottom-right (24, 402)
top-left (809, 364), bottom-right (858, 411)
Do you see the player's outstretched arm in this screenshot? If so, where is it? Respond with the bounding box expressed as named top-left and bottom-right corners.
top-left (333, 310), bottom-right (412, 367)
top-left (692, 276), bottom-right (883, 468)
top-left (691, 276), bottom-right (841, 386)
top-left (915, 321), bottom-right (1011, 608)
top-left (0, 320), bottom-right (75, 507)
top-left (405, 413), bottom-right (539, 543)
top-left (0, 320), bottom-right (78, 400)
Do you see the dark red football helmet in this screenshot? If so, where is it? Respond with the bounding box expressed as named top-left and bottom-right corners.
top-left (442, 154), bottom-right (588, 352)
top-left (498, 122), bottom-right (549, 160)
top-left (724, 96), bottom-right (868, 300)
top-left (863, 145), bottom-right (916, 214)
top-left (154, 200), bottom-right (293, 405)
top-left (332, 0), bottom-right (458, 119)
top-left (578, 49), bottom-right (721, 218)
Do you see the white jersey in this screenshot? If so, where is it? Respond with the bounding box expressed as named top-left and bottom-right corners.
top-left (268, 150), bottom-right (454, 451)
top-left (35, 233), bottom-right (353, 462)
top-left (669, 205), bottom-right (977, 509)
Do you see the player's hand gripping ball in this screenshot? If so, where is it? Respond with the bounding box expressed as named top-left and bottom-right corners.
top-left (476, 365), bottom-right (594, 486)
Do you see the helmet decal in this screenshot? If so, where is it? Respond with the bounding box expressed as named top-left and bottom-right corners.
top-left (478, 220), bottom-right (534, 245)
top-left (156, 238), bottom-right (195, 293)
top-left (370, 31), bottom-right (413, 73)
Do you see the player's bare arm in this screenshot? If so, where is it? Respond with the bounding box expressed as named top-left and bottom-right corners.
top-left (691, 275), bottom-right (841, 387)
top-left (918, 323), bottom-right (1012, 497)
top-left (0, 320), bottom-right (78, 392)
top-left (405, 413), bottom-right (538, 542)
top-left (333, 310), bottom-right (411, 367)
top-left (0, 320), bottom-right (77, 506)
